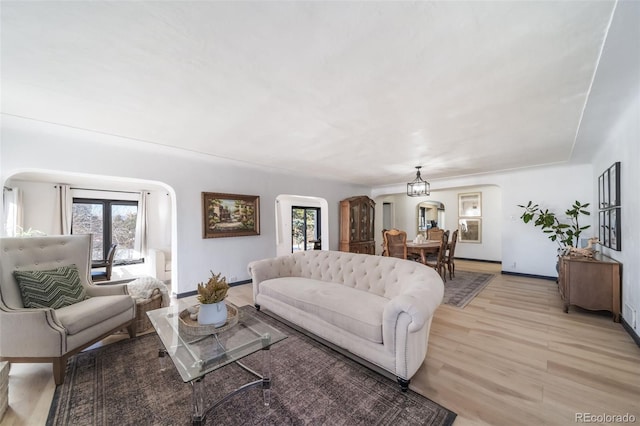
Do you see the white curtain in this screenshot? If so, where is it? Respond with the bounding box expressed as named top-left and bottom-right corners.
top-left (134, 191), bottom-right (148, 259)
top-left (54, 184), bottom-right (73, 235)
top-left (2, 187), bottom-right (23, 236)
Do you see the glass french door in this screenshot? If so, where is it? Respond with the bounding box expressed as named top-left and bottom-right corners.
top-left (291, 207), bottom-right (321, 252)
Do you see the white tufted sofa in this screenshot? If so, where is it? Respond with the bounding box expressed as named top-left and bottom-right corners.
top-left (248, 250), bottom-right (444, 390)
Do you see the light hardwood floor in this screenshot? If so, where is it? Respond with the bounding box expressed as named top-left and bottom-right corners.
top-left (2, 260), bottom-right (639, 425)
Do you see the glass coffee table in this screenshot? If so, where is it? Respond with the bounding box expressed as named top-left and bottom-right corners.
top-left (147, 303), bottom-right (287, 425)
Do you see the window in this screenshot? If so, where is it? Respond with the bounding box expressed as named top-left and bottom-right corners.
top-left (291, 207), bottom-right (320, 252)
top-left (71, 198), bottom-right (141, 264)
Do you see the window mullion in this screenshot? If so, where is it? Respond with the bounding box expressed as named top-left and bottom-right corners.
top-left (104, 200), bottom-right (111, 261)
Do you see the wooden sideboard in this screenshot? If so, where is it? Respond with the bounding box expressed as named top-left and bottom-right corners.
top-left (558, 253), bottom-right (621, 322)
top-left (339, 196), bottom-right (375, 254)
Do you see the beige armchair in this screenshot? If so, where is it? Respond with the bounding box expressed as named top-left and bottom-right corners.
top-left (0, 235), bottom-right (136, 385)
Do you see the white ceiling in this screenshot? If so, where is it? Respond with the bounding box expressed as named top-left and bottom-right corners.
top-left (1, 1), bottom-right (635, 187)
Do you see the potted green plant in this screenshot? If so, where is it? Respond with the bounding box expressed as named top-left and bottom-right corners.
top-left (518, 200), bottom-right (591, 253)
top-left (196, 271), bottom-right (230, 326)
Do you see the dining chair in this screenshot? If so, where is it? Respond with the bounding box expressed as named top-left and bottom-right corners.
top-left (382, 229), bottom-right (407, 260)
top-left (91, 243), bottom-right (117, 282)
top-left (445, 229), bottom-right (459, 280)
top-left (428, 228), bottom-right (444, 241)
top-left (380, 229), bottom-right (389, 256)
top-left (425, 230), bottom-right (449, 281)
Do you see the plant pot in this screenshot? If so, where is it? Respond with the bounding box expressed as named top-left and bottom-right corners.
top-left (198, 301), bottom-right (227, 327)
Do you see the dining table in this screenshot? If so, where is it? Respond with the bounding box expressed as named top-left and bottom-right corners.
top-left (406, 240), bottom-right (446, 265)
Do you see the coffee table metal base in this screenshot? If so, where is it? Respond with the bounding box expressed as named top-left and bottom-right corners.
top-left (160, 346), bottom-right (272, 425)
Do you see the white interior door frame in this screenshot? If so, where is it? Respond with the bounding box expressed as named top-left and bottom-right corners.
top-left (275, 194), bottom-right (329, 256)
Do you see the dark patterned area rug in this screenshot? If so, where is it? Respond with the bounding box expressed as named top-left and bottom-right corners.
top-left (442, 270), bottom-right (495, 308)
top-left (47, 306), bottom-right (456, 426)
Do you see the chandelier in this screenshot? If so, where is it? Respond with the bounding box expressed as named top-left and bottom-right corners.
top-left (406, 166), bottom-right (430, 197)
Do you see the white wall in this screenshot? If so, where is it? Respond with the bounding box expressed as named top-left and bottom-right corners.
top-left (374, 184), bottom-right (502, 261)
top-left (592, 91), bottom-right (639, 335)
top-left (0, 116), bottom-right (366, 295)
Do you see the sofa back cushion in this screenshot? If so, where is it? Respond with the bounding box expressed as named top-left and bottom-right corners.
top-left (286, 250), bottom-right (439, 299)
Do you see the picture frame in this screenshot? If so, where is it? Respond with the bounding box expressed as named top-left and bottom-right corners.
top-left (608, 162), bottom-right (620, 207)
top-left (597, 161), bottom-right (621, 251)
top-left (609, 207), bottom-right (621, 251)
top-left (202, 192), bottom-right (260, 238)
top-left (602, 169), bottom-right (610, 209)
top-left (599, 210), bottom-right (606, 247)
top-left (598, 174), bottom-right (605, 210)
top-left (458, 192), bottom-right (481, 217)
top-left (458, 218), bottom-right (481, 243)
top-left (603, 209), bottom-right (610, 247)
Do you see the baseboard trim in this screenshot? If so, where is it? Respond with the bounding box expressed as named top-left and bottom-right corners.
top-left (621, 317), bottom-right (640, 347)
top-left (177, 278), bottom-right (251, 299)
top-left (455, 257), bottom-right (502, 264)
top-left (500, 270), bottom-right (558, 281)
top-left (176, 290), bottom-right (196, 299)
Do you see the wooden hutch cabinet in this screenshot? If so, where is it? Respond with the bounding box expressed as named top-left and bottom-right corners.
top-left (339, 196), bottom-right (375, 254)
top-left (558, 253), bottom-right (621, 322)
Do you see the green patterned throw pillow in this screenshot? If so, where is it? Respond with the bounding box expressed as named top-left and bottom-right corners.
top-left (13, 264), bottom-right (88, 309)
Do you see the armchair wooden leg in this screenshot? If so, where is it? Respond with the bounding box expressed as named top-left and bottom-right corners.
top-left (127, 323), bottom-right (137, 338)
top-left (53, 357), bottom-right (67, 386)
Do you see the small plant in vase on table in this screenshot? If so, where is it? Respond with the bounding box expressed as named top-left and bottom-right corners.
top-left (196, 271), bottom-right (230, 326)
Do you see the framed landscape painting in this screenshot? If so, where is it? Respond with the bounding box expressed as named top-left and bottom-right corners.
top-left (458, 218), bottom-right (481, 243)
top-left (202, 192), bottom-right (260, 238)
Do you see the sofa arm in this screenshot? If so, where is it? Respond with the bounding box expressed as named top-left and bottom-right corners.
top-left (248, 257), bottom-right (294, 303)
top-left (85, 283), bottom-right (129, 297)
top-left (382, 290), bottom-right (439, 351)
top-left (0, 308), bottom-right (66, 357)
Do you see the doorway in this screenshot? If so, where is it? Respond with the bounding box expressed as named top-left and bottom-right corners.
top-left (292, 206), bottom-right (321, 252)
top-left (382, 202), bottom-right (392, 230)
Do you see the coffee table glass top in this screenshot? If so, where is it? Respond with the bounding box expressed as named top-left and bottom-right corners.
top-left (147, 304), bottom-right (286, 383)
